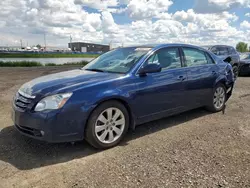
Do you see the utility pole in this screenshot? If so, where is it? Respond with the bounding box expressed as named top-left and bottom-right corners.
top-left (44, 33), bottom-right (47, 51)
top-left (20, 39), bottom-right (23, 49)
top-left (70, 35), bottom-right (72, 50)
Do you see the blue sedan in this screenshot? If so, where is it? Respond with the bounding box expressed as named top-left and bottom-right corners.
top-left (12, 44), bottom-right (235, 149)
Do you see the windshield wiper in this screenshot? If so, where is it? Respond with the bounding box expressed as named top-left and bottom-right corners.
top-left (85, 68), bottom-right (105, 72)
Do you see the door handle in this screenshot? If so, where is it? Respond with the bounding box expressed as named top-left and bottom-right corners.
top-left (177, 75), bottom-right (186, 81)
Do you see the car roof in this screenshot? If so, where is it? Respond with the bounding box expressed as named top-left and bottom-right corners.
top-left (122, 43), bottom-right (206, 49)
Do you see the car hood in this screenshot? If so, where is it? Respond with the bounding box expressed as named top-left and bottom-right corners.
top-left (19, 69), bottom-right (122, 97)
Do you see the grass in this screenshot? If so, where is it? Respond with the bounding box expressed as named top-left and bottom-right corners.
top-left (45, 61), bottom-right (89, 66)
top-left (0, 61), bottom-right (89, 67)
top-left (0, 53), bottom-right (99, 58)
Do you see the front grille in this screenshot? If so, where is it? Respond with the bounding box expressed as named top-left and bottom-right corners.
top-left (14, 92), bottom-right (33, 111)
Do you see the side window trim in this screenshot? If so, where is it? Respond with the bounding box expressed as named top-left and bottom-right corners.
top-left (179, 47), bottom-right (186, 67)
top-left (178, 47), bottom-right (185, 68)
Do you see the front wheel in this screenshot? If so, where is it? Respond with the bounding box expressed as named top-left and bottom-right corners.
top-left (85, 101), bottom-right (129, 149)
top-left (206, 84), bottom-right (226, 113)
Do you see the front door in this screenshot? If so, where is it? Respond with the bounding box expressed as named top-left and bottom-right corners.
top-left (131, 47), bottom-right (187, 123)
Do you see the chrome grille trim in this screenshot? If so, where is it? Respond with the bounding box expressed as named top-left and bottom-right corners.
top-left (14, 92), bottom-right (34, 111)
top-left (18, 90), bottom-right (36, 99)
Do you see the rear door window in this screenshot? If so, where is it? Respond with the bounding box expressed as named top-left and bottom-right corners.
top-left (183, 48), bottom-right (209, 67)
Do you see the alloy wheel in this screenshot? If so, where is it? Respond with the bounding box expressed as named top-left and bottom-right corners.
top-left (94, 108), bottom-right (125, 144)
top-left (213, 87), bottom-right (225, 109)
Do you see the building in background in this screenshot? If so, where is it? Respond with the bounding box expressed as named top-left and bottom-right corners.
top-left (68, 42), bottom-right (110, 53)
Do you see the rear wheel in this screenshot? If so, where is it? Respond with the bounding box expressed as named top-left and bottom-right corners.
top-left (85, 101), bottom-right (129, 149)
top-left (206, 84), bottom-right (226, 112)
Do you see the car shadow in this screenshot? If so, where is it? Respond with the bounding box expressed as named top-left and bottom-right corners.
top-left (0, 108), bottom-right (212, 170)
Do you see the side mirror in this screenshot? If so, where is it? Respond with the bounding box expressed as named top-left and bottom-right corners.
top-left (224, 57), bottom-right (232, 63)
top-left (138, 64), bottom-right (162, 76)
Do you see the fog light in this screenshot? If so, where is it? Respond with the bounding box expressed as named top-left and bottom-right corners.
top-left (40, 131), bottom-right (45, 136)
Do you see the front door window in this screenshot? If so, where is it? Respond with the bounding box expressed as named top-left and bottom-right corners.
top-left (144, 47), bottom-right (182, 70)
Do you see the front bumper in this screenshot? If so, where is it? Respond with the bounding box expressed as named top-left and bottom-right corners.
top-left (12, 104), bottom-right (88, 143)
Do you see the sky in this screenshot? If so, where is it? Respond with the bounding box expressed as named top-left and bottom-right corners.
top-left (0, 0), bottom-right (249, 48)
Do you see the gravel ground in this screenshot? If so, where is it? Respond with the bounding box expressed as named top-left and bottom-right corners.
top-left (0, 67), bottom-right (249, 188)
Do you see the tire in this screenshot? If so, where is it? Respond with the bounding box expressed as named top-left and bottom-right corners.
top-left (206, 84), bottom-right (227, 113)
top-left (85, 100), bottom-right (129, 149)
top-left (232, 65), bottom-right (239, 80)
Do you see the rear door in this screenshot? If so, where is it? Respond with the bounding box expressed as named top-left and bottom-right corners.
top-left (181, 47), bottom-right (218, 107)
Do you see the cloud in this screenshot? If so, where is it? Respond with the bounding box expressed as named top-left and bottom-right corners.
top-left (173, 9), bottom-right (238, 32)
top-left (125, 0), bottom-right (173, 20)
top-left (246, 13), bottom-right (250, 17)
top-left (171, 9), bottom-right (247, 45)
top-left (0, 0), bottom-right (248, 48)
top-left (241, 20), bottom-right (250, 29)
top-left (194, 0), bottom-right (250, 13)
top-left (108, 0), bottom-right (173, 20)
top-left (101, 11), bottom-right (119, 33)
top-left (74, 0), bottom-right (119, 11)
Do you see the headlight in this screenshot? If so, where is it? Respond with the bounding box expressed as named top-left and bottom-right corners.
top-left (34, 93), bottom-right (72, 112)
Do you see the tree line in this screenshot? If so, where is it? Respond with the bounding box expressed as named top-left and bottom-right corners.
top-left (236, 42), bottom-right (249, 53)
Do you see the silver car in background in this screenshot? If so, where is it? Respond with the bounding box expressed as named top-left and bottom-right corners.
top-left (202, 45), bottom-right (240, 79)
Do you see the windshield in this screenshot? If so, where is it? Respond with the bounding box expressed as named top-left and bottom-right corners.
top-left (83, 47), bottom-right (151, 73)
top-left (243, 54), bottom-right (250, 60)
